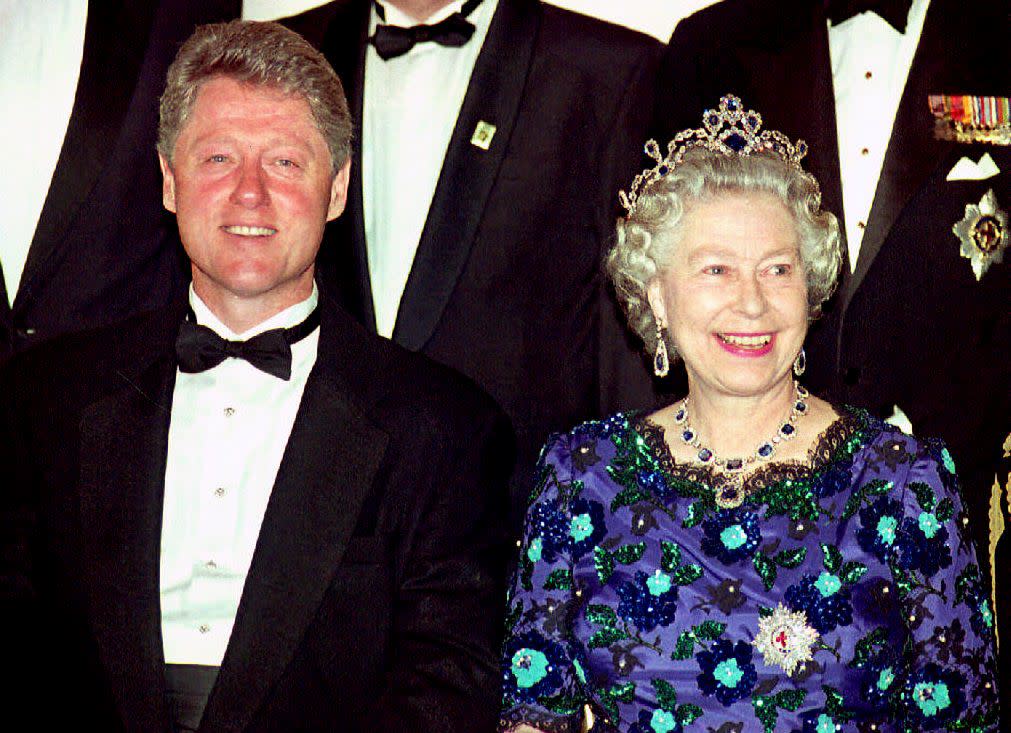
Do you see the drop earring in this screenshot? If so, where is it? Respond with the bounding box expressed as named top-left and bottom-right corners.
top-left (793, 348), bottom-right (806, 377)
top-left (654, 323), bottom-right (670, 378)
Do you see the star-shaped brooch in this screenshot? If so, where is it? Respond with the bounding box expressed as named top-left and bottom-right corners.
top-left (753, 604), bottom-right (820, 676)
top-left (952, 188), bottom-right (1007, 280)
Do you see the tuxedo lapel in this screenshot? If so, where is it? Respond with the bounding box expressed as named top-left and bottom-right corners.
top-left (15, 0), bottom-right (158, 310)
top-left (78, 343), bottom-right (177, 732)
top-left (318, 0), bottom-right (376, 329)
top-left (846, 0), bottom-right (961, 299)
top-left (392, 0), bottom-right (540, 351)
top-left (201, 305), bottom-right (389, 733)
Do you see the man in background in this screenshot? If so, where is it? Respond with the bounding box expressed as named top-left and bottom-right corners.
top-left (284, 0), bottom-right (664, 530)
top-left (0, 0), bottom-right (239, 364)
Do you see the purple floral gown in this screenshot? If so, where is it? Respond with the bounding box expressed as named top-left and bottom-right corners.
top-left (499, 408), bottom-right (999, 732)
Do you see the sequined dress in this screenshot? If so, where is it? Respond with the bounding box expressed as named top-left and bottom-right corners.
top-left (500, 408), bottom-right (999, 732)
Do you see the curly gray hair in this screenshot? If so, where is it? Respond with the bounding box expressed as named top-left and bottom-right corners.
top-left (606, 147), bottom-right (842, 356)
top-left (158, 20), bottom-right (352, 173)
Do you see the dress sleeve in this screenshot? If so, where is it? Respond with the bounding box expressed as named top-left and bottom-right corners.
top-left (500, 433), bottom-right (588, 733)
top-left (894, 439), bottom-right (1001, 731)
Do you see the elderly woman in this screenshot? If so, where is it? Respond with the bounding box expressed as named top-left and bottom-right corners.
top-left (499, 96), bottom-right (999, 733)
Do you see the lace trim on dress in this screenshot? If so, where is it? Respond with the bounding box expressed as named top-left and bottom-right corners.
top-left (499, 705), bottom-right (583, 733)
top-left (633, 405), bottom-right (874, 497)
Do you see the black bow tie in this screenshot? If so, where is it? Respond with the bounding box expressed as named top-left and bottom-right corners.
top-left (371, 0), bottom-right (482, 61)
top-left (175, 307), bottom-right (320, 380)
top-left (825, 0), bottom-right (913, 32)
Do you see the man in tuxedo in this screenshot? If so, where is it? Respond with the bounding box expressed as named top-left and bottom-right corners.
top-left (0, 20), bottom-right (511, 731)
top-left (654, 0), bottom-right (1008, 698)
top-left (0, 0), bottom-right (240, 365)
top-left (283, 0), bottom-right (664, 529)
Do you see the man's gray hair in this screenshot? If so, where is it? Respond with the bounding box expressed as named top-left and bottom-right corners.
top-left (606, 148), bottom-right (842, 356)
top-left (158, 20), bottom-right (352, 172)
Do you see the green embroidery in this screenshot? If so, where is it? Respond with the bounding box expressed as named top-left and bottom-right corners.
top-left (543, 568), bottom-right (573, 590)
top-left (613, 542), bottom-right (647, 564)
top-left (594, 546), bottom-right (615, 584)
top-left (752, 688), bottom-right (807, 733)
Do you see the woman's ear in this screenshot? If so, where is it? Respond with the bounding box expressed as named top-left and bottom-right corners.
top-left (646, 279), bottom-right (668, 329)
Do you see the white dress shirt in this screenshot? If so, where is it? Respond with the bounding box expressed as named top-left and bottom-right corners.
top-left (829, 0), bottom-right (929, 271)
top-left (0, 0), bottom-right (88, 305)
top-left (362, 0), bottom-right (498, 337)
top-left (160, 286), bottom-right (320, 665)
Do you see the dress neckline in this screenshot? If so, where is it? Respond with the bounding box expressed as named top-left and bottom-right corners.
top-left (631, 405), bottom-right (876, 500)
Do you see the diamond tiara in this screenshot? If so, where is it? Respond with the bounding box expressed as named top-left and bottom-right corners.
top-left (619, 94), bottom-right (809, 216)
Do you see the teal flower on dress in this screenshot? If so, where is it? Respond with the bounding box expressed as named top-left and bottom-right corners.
top-left (801, 711), bottom-right (839, 733)
top-left (502, 631), bottom-right (568, 704)
top-left (617, 570), bottom-right (680, 631)
top-left (647, 570), bottom-right (672, 596)
top-left (700, 509), bottom-right (761, 565)
top-left (918, 511), bottom-right (941, 539)
top-left (527, 537), bottom-right (543, 562)
top-left (785, 572), bottom-right (853, 633)
top-left (569, 499), bottom-right (606, 558)
top-left (941, 448), bottom-right (957, 475)
top-left (650, 708), bottom-right (677, 733)
top-left (696, 638), bottom-right (757, 706)
top-left (512, 648), bottom-right (550, 688)
top-left (814, 572), bottom-right (841, 597)
top-left (900, 663), bottom-right (964, 729)
top-left (857, 496), bottom-right (903, 562)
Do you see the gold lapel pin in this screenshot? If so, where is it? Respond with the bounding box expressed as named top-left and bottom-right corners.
top-left (470, 120), bottom-right (496, 150)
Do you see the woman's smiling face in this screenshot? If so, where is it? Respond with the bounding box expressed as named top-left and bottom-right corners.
top-left (648, 191), bottom-right (809, 400)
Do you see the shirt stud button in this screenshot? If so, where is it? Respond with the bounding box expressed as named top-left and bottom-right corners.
top-left (865, 70), bottom-right (873, 79)
top-left (214, 487), bottom-right (226, 497)
top-left (199, 624), bottom-right (210, 633)
top-left (861, 147), bottom-right (869, 155)
top-left (223, 407), bottom-right (235, 417)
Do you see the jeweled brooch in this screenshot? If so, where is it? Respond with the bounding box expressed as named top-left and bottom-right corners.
top-left (952, 188), bottom-right (1007, 280)
top-left (753, 604), bottom-right (820, 676)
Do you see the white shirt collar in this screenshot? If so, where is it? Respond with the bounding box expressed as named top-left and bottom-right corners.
top-left (188, 282), bottom-right (319, 341)
top-left (828, 0), bottom-right (930, 35)
top-left (373, 0), bottom-right (467, 28)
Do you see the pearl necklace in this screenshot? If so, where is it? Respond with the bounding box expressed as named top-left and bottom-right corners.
top-left (672, 382), bottom-right (809, 508)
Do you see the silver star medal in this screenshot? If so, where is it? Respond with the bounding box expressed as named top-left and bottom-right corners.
top-left (952, 188), bottom-right (1008, 280)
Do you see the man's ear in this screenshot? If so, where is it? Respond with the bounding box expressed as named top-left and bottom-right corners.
top-left (158, 152), bottom-right (177, 213)
top-left (646, 278), bottom-right (668, 328)
top-left (326, 158), bottom-right (352, 221)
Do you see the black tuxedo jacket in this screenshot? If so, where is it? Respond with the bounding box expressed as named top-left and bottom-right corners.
top-left (655, 0), bottom-right (1009, 699)
top-left (0, 294), bottom-right (512, 732)
top-left (0, 0), bottom-right (238, 365)
top-left (284, 0), bottom-right (664, 528)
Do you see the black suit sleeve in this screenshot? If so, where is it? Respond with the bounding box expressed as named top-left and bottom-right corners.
top-left (596, 45), bottom-right (666, 415)
top-left (364, 405), bottom-right (514, 731)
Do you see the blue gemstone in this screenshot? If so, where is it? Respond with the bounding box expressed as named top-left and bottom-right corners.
top-left (796, 401), bottom-right (807, 412)
top-left (698, 449), bottom-right (713, 462)
top-left (659, 165), bottom-right (669, 175)
top-left (727, 98), bottom-right (739, 110)
top-left (708, 114), bottom-right (719, 125)
top-left (781, 424), bottom-right (795, 436)
top-left (758, 443), bottom-right (774, 457)
top-left (683, 430), bottom-right (695, 443)
top-left (674, 409), bottom-right (686, 422)
top-left (726, 458), bottom-right (744, 471)
top-left (725, 133), bottom-right (747, 151)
